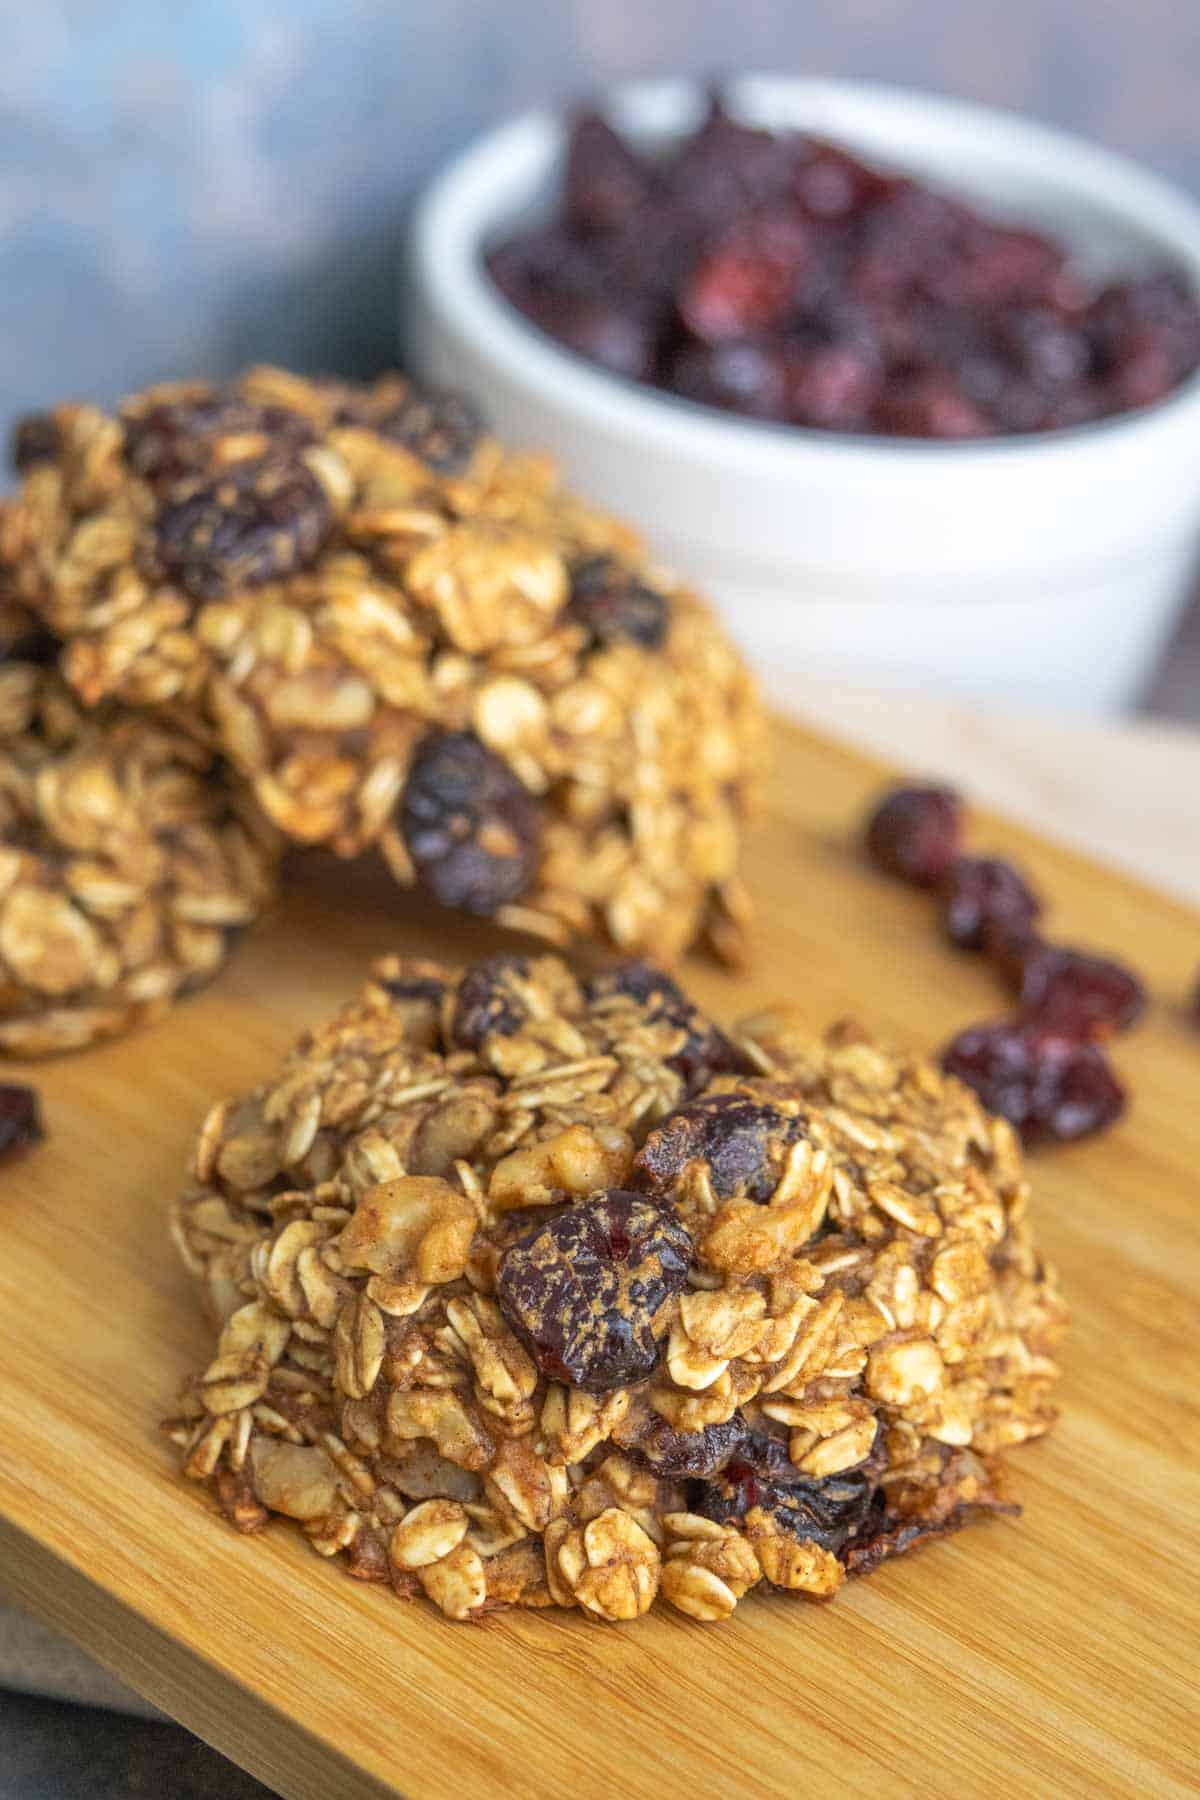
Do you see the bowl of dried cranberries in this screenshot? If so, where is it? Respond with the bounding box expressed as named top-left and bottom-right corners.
top-left (407, 76), bottom-right (1200, 713)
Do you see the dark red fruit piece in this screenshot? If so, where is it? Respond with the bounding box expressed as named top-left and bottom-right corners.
top-left (627, 1415), bottom-right (750, 1479)
top-left (793, 138), bottom-right (903, 219)
top-left (400, 731), bottom-right (540, 918)
top-left (874, 373), bottom-right (989, 439)
top-left (124, 393), bottom-right (316, 487)
top-left (495, 1190), bottom-right (692, 1391)
top-left (785, 344), bottom-right (879, 430)
top-left (1011, 943), bottom-right (1146, 1039)
top-left (666, 92), bottom-right (794, 226)
top-left (679, 212), bottom-right (810, 344)
top-left (635, 1091), bottom-right (805, 1204)
top-left (487, 95), bottom-right (1200, 438)
top-left (364, 389), bottom-right (483, 475)
top-left (694, 1459), bottom-right (875, 1554)
top-left (942, 856), bottom-right (1041, 952)
top-left (942, 1019), bottom-right (1125, 1144)
top-left (585, 962), bottom-right (753, 1095)
top-left (566, 554), bottom-right (669, 649)
top-left (936, 226), bottom-right (1065, 309)
top-left (669, 339), bottom-right (790, 419)
top-left (564, 110), bottom-right (653, 237)
top-left (864, 784), bottom-right (961, 888)
top-left (11, 413), bottom-right (61, 473)
top-left (449, 955), bottom-right (532, 1050)
top-left (0, 1082), bottom-right (43, 1156)
top-left (152, 458), bottom-right (332, 602)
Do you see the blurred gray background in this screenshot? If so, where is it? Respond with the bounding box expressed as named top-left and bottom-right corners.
top-left (1, 0), bottom-right (1197, 428)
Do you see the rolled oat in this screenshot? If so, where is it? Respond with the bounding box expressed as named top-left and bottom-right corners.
top-left (167, 952), bottom-right (1067, 1623)
top-left (4, 372), bottom-right (765, 963)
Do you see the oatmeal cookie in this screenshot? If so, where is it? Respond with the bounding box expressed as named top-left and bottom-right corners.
top-left (168, 953), bottom-right (1067, 1623)
top-left (0, 601), bottom-right (278, 1054)
top-left (3, 370), bottom-right (765, 962)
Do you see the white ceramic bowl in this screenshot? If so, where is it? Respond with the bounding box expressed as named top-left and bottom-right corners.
top-left (406, 77), bottom-right (1200, 713)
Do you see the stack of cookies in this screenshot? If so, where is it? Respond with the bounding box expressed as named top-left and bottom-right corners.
top-left (0, 367), bottom-right (766, 1052)
top-left (3, 367), bottom-right (1068, 1628)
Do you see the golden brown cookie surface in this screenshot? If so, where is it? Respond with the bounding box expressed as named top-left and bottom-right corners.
top-left (4, 371), bottom-right (765, 962)
top-left (0, 601), bottom-right (278, 1054)
top-left (168, 953), bottom-right (1067, 1623)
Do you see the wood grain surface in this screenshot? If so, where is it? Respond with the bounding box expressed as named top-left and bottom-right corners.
top-left (0, 716), bottom-right (1197, 1800)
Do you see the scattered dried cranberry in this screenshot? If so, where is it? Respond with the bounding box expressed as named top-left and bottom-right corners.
top-left (626, 1415), bottom-right (750, 1479)
top-left (152, 458), bottom-right (332, 602)
top-left (566, 554), bottom-right (669, 649)
top-left (449, 954), bottom-right (531, 1050)
top-left (11, 413), bottom-right (61, 474)
top-left (942, 1019), bottom-right (1125, 1143)
top-left (1011, 942), bottom-right (1146, 1039)
top-left (0, 1082), bottom-right (43, 1156)
top-left (488, 93), bottom-right (1200, 438)
top-left (864, 784), bottom-right (961, 888)
top-left (495, 1190), bottom-right (691, 1390)
top-left (400, 731), bottom-right (540, 918)
top-left (123, 392), bottom-right (316, 487)
top-left (694, 1457), bottom-right (875, 1555)
top-left (942, 856), bottom-right (1041, 952)
top-left (365, 389), bottom-right (483, 474)
top-left (585, 961), bottom-right (752, 1095)
top-left (635, 1091), bottom-right (805, 1203)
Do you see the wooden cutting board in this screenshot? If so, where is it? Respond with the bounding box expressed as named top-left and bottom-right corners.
top-left (0, 717), bottom-right (1197, 1800)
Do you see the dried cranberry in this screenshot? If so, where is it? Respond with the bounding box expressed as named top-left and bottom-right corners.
top-left (124, 393), bottom-right (316, 487)
top-left (942, 856), bottom-right (1041, 952)
top-left (566, 554), bottom-right (669, 649)
top-left (669, 339), bottom-right (790, 419)
top-left (364, 389), bottom-right (483, 475)
top-left (794, 139), bottom-right (902, 220)
top-left (0, 1082), bottom-right (43, 1156)
top-left (1087, 272), bottom-right (1200, 402)
top-left (874, 373), bottom-right (989, 439)
top-left (635, 1091), bottom-right (805, 1204)
top-left (785, 344), bottom-right (879, 430)
top-left (666, 93), bottom-right (795, 227)
top-left (695, 1459), bottom-right (875, 1555)
top-left (495, 1190), bottom-right (691, 1390)
top-left (628, 1415), bottom-right (749, 1479)
top-left (11, 413), bottom-right (61, 474)
top-left (585, 962), bottom-right (752, 1095)
top-left (1011, 943), bottom-right (1145, 1039)
top-left (152, 458), bottom-right (332, 602)
top-left (400, 731), bottom-right (540, 918)
top-left (864, 784), bottom-right (961, 888)
top-left (487, 95), bottom-right (1200, 438)
top-left (679, 212), bottom-right (810, 344)
top-left (449, 955), bottom-right (531, 1050)
top-left (942, 1019), bottom-right (1125, 1144)
top-left (564, 111), bottom-right (652, 237)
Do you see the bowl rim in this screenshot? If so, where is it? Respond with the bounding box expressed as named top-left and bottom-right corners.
top-left (410, 73), bottom-right (1200, 477)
